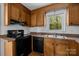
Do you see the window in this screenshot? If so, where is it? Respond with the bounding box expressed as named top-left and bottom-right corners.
top-left (50, 15), bottom-right (62, 30)
top-left (46, 9), bottom-right (66, 32)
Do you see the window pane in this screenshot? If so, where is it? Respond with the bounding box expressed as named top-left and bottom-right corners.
top-left (56, 16), bottom-right (62, 29)
top-left (49, 15), bottom-right (62, 30)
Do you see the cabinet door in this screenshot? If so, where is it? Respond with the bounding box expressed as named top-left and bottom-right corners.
top-left (44, 38), bottom-right (55, 56)
top-left (25, 13), bottom-right (30, 26)
top-left (36, 11), bottom-right (44, 26)
top-left (4, 40), bottom-right (16, 56)
top-left (55, 39), bottom-right (68, 56)
top-left (20, 9), bottom-right (26, 22)
top-left (69, 4), bottom-right (79, 25)
top-left (11, 4), bottom-right (20, 21)
top-left (31, 13), bottom-right (37, 27)
top-left (68, 40), bottom-right (77, 56)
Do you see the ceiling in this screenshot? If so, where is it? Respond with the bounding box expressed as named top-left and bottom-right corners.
top-left (22, 3), bottom-right (51, 10)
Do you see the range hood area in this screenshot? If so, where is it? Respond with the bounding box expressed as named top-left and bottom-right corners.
top-left (10, 19), bottom-right (26, 26)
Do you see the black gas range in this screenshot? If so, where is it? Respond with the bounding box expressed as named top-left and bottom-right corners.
top-left (7, 30), bottom-right (32, 56)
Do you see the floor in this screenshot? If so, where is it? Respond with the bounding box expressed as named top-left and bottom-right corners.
top-left (28, 52), bottom-right (44, 56)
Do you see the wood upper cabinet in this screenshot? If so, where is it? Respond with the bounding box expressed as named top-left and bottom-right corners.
top-left (20, 5), bottom-right (31, 26)
top-left (25, 13), bottom-right (31, 26)
top-left (31, 10), bottom-right (44, 27)
top-left (31, 12), bottom-right (37, 27)
top-left (36, 10), bottom-right (44, 26)
top-left (20, 9), bottom-right (26, 22)
top-left (10, 4), bottom-right (20, 21)
top-left (4, 3), bottom-right (31, 26)
top-left (44, 38), bottom-right (55, 56)
top-left (4, 40), bottom-right (16, 56)
top-left (4, 3), bottom-right (21, 25)
top-left (68, 4), bottom-right (79, 25)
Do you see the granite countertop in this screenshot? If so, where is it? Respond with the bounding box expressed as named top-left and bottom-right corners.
top-left (0, 32), bottom-right (79, 42)
top-left (0, 35), bottom-right (15, 41)
top-left (30, 32), bottom-right (79, 38)
top-left (31, 32), bottom-right (79, 43)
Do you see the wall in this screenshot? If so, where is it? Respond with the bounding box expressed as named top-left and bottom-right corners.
top-left (1, 4), bottom-right (79, 35)
top-left (0, 4), bottom-right (1, 56)
top-left (30, 26), bottom-right (79, 34)
top-left (0, 4), bottom-right (30, 35)
top-left (30, 9), bottom-right (79, 34)
top-left (0, 4), bottom-right (1, 33)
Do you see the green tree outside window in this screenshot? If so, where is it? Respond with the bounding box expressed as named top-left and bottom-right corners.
top-left (50, 16), bottom-right (62, 30)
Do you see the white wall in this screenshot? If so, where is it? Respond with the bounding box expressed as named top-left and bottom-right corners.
top-left (0, 39), bottom-right (5, 56)
top-left (30, 9), bottom-right (79, 34)
top-left (0, 4), bottom-right (30, 35)
top-left (30, 26), bottom-right (79, 34)
top-left (0, 4), bottom-right (1, 56)
top-left (0, 4), bottom-right (1, 34)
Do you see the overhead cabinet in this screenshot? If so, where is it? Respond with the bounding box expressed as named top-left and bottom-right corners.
top-left (10, 4), bottom-right (20, 21)
top-left (4, 3), bottom-right (79, 26)
top-left (36, 10), bottom-right (44, 26)
top-left (4, 3), bottom-right (31, 26)
top-left (68, 4), bottom-right (79, 25)
top-left (31, 10), bottom-right (44, 27)
top-left (31, 12), bottom-right (37, 27)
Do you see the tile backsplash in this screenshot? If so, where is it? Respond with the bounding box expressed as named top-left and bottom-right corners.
top-left (29, 26), bottom-right (79, 34)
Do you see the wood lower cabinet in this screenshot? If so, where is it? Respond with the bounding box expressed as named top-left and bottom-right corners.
top-left (55, 39), bottom-right (68, 56)
top-left (44, 38), bottom-right (55, 56)
top-left (4, 40), bottom-right (16, 56)
top-left (68, 40), bottom-right (77, 56)
top-left (44, 38), bottom-right (78, 56)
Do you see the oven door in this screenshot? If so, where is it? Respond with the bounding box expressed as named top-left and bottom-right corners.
top-left (15, 36), bottom-right (32, 56)
top-left (16, 37), bottom-right (27, 56)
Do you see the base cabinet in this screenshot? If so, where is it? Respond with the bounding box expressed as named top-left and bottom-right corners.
top-left (44, 38), bottom-right (78, 56)
top-left (55, 39), bottom-right (68, 56)
top-left (68, 40), bottom-right (77, 56)
top-left (4, 40), bottom-right (16, 56)
top-left (44, 38), bottom-right (55, 56)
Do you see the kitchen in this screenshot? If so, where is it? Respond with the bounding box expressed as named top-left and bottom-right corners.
top-left (0, 3), bottom-right (79, 56)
